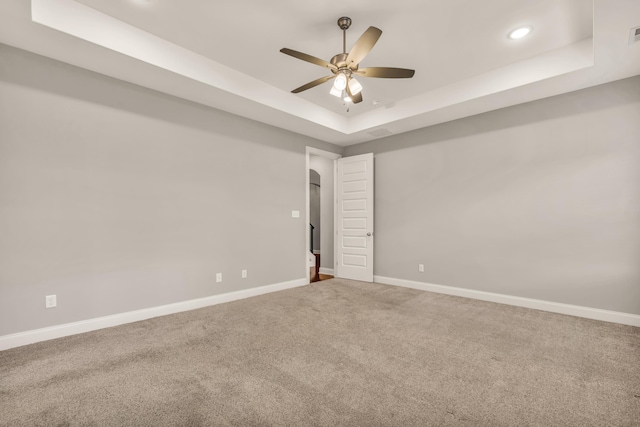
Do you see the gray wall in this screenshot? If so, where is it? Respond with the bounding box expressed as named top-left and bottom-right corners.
top-left (309, 155), bottom-right (335, 269)
top-left (0, 44), bottom-right (342, 336)
top-left (2, 43), bottom-right (638, 339)
top-left (345, 76), bottom-right (640, 315)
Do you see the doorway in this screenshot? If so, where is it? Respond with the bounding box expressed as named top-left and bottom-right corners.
top-left (305, 147), bottom-right (341, 284)
top-left (309, 168), bottom-right (322, 281)
top-left (306, 149), bottom-right (375, 283)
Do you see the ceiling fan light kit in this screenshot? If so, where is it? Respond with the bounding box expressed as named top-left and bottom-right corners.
top-left (333, 72), bottom-right (348, 91)
top-left (280, 16), bottom-right (415, 105)
top-left (348, 77), bottom-right (363, 95)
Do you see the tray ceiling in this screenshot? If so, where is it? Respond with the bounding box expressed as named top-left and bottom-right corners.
top-left (1, 0), bottom-right (639, 146)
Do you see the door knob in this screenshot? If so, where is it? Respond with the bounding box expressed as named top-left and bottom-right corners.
top-left (367, 232), bottom-right (372, 236)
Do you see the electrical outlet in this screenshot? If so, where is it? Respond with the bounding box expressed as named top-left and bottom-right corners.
top-left (418, 264), bottom-right (424, 273)
top-left (241, 269), bottom-right (247, 279)
top-left (216, 273), bottom-right (222, 283)
top-left (45, 294), bottom-right (57, 308)
top-left (291, 210), bottom-right (300, 218)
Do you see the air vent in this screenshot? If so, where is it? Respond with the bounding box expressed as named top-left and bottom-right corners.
top-left (630, 26), bottom-right (640, 44)
top-left (367, 128), bottom-right (393, 138)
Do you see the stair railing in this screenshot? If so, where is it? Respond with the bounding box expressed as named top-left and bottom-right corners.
top-left (310, 223), bottom-right (315, 253)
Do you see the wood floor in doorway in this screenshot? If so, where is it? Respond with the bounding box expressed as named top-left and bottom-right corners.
top-left (310, 254), bottom-right (333, 283)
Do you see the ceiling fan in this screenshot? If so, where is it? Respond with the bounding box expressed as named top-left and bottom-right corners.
top-left (280, 17), bottom-right (415, 104)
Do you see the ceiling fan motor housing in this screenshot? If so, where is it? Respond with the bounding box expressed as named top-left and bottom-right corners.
top-left (337, 17), bottom-right (352, 30)
top-left (330, 53), bottom-right (356, 72)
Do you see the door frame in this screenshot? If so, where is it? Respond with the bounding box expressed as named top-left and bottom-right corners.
top-left (305, 147), bottom-right (341, 284)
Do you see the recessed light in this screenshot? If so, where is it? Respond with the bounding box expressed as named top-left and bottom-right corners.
top-left (508, 26), bottom-right (532, 40)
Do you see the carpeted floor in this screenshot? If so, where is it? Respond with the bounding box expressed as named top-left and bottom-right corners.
top-left (1, 279), bottom-right (639, 426)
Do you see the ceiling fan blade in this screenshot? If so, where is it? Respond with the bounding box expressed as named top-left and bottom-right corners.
top-left (345, 81), bottom-right (363, 104)
top-left (291, 75), bottom-right (335, 93)
top-left (355, 67), bottom-right (415, 78)
top-left (350, 91), bottom-right (363, 104)
top-left (345, 26), bottom-right (382, 67)
top-left (280, 48), bottom-right (337, 70)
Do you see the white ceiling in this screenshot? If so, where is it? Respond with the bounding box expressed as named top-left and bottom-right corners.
top-left (1, 0), bottom-right (639, 146)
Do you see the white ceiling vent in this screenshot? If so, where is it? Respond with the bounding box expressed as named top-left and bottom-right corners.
top-left (630, 26), bottom-right (640, 45)
top-left (367, 128), bottom-right (394, 138)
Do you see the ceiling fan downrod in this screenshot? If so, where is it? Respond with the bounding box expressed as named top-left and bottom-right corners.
top-left (337, 17), bottom-right (352, 54)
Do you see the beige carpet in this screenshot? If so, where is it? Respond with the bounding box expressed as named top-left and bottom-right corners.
top-left (1, 279), bottom-right (639, 426)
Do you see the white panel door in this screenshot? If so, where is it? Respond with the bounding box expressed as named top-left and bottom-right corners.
top-left (336, 153), bottom-right (374, 282)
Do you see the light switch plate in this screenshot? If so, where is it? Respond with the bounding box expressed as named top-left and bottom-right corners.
top-left (291, 210), bottom-right (300, 218)
top-left (45, 294), bottom-right (57, 308)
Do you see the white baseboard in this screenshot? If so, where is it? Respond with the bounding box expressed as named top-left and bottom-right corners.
top-left (374, 276), bottom-right (640, 327)
top-left (0, 278), bottom-right (307, 351)
top-left (319, 267), bottom-right (334, 276)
